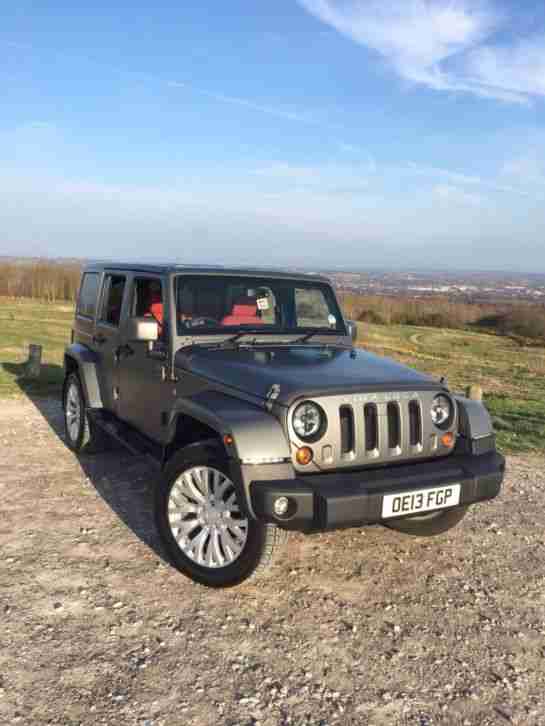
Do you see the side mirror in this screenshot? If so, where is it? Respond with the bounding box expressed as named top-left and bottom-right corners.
top-left (347, 320), bottom-right (358, 342)
top-left (127, 317), bottom-right (159, 343)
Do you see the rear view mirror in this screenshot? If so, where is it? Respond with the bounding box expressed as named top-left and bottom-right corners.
top-left (127, 317), bottom-right (159, 343)
top-left (347, 320), bottom-right (358, 342)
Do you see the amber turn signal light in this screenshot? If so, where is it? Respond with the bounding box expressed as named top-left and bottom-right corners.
top-left (441, 432), bottom-right (455, 448)
top-left (296, 446), bottom-right (313, 466)
top-left (223, 434), bottom-right (234, 446)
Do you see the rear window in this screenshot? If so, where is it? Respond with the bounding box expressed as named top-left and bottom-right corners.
top-left (99, 274), bottom-right (126, 327)
top-left (77, 273), bottom-right (100, 318)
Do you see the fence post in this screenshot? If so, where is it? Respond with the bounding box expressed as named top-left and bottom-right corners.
top-left (26, 344), bottom-right (42, 379)
top-left (466, 384), bottom-right (483, 401)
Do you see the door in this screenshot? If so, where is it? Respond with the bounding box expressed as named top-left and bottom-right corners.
top-left (94, 272), bottom-right (128, 413)
top-left (118, 275), bottom-right (172, 443)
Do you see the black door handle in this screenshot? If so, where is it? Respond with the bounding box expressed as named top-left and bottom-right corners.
top-left (93, 333), bottom-right (106, 345)
top-left (115, 344), bottom-right (134, 360)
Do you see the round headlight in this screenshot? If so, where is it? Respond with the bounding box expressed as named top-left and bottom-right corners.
top-left (292, 401), bottom-right (326, 441)
top-left (430, 394), bottom-right (453, 429)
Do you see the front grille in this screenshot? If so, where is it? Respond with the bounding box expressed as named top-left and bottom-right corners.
top-left (290, 390), bottom-right (452, 470)
top-left (408, 400), bottom-right (423, 447)
top-left (364, 403), bottom-right (378, 452)
top-left (339, 405), bottom-right (355, 454)
top-left (387, 402), bottom-right (401, 450)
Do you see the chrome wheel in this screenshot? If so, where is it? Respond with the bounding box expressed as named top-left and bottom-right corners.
top-left (65, 382), bottom-right (82, 442)
top-left (168, 466), bottom-right (248, 569)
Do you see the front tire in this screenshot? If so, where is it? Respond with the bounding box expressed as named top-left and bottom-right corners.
top-left (384, 505), bottom-right (469, 537)
top-left (155, 447), bottom-right (286, 587)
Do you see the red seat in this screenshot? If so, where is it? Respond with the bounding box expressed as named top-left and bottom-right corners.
top-left (221, 297), bottom-right (264, 326)
top-left (146, 290), bottom-right (164, 334)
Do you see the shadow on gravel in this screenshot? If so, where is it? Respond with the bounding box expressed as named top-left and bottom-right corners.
top-left (4, 361), bottom-right (169, 564)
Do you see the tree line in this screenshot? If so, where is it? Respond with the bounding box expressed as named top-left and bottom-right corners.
top-left (1, 260), bottom-right (544, 341)
top-left (339, 292), bottom-right (545, 342)
top-left (0, 261), bottom-right (81, 302)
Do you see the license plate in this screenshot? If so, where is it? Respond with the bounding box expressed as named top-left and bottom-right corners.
top-left (382, 484), bottom-right (461, 519)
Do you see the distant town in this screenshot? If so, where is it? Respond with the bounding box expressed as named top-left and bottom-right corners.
top-left (2, 256), bottom-right (545, 304)
top-left (307, 269), bottom-right (545, 304)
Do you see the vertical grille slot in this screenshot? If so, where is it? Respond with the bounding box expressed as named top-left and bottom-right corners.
top-left (387, 402), bottom-right (401, 449)
top-left (364, 403), bottom-right (378, 451)
top-left (408, 400), bottom-right (423, 447)
top-left (339, 405), bottom-right (355, 454)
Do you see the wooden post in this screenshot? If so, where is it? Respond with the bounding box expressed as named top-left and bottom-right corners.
top-left (466, 384), bottom-right (483, 401)
top-left (26, 344), bottom-right (42, 379)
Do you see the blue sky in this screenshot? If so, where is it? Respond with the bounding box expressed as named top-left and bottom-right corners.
top-left (2, 0), bottom-right (545, 270)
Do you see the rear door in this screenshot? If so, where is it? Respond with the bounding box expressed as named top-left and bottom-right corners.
top-left (94, 272), bottom-right (129, 414)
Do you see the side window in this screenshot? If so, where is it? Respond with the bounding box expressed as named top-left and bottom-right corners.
top-left (99, 275), bottom-right (126, 327)
top-left (77, 273), bottom-right (100, 318)
top-left (294, 287), bottom-right (333, 328)
top-left (132, 277), bottom-right (165, 338)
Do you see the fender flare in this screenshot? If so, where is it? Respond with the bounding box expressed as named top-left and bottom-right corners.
top-left (64, 344), bottom-right (103, 409)
top-left (455, 396), bottom-right (494, 439)
top-left (169, 390), bottom-right (294, 518)
top-left (169, 390), bottom-right (291, 462)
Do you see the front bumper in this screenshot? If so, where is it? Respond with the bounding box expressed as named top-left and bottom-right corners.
top-left (250, 450), bottom-right (505, 532)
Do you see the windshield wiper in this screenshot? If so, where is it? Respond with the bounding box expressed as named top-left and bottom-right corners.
top-left (181, 330), bottom-right (265, 351)
top-left (291, 330), bottom-right (352, 347)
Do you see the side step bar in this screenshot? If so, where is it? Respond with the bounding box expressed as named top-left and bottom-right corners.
top-left (88, 409), bottom-right (163, 470)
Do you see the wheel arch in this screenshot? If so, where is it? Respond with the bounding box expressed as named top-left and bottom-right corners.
top-left (165, 391), bottom-right (294, 518)
top-left (64, 343), bottom-right (103, 409)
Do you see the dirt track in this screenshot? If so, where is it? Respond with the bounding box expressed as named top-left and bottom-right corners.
top-left (1, 397), bottom-right (545, 726)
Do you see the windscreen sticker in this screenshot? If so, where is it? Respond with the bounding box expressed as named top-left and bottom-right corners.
top-left (328, 314), bottom-right (337, 327)
top-left (257, 297), bottom-right (270, 311)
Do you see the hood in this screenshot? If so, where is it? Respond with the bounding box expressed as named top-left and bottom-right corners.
top-left (175, 346), bottom-right (440, 406)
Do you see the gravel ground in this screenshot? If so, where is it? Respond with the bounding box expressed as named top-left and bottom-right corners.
top-left (1, 397), bottom-right (545, 726)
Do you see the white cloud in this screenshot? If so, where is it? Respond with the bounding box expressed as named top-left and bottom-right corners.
top-left (250, 160), bottom-right (375, 195)
top-left (433, 183), bottom-right (483, 206)
top-left (500, 156), bottom-right (545, 185)
top-left (166, 80), bottom-right (312, 124)
top-left (297, 0), bottom-right (545, 104)
top-left (466, 36), bottom-right (545, 98)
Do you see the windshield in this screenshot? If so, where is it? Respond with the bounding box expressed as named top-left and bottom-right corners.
top-left (175, 275), bottom-right (346, 336)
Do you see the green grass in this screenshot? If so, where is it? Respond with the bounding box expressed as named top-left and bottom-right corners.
top-left (1, 298), bottom-right (544, 454)
top-left (0, 298), bottom-right (72, 398)
top-left (359, 322), bottom-right (545, 455)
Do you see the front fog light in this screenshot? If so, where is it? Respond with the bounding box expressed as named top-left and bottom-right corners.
top-left (274, 496), bottom-right (290, 517)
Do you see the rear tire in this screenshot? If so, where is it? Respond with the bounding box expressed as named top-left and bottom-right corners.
top-left (384, 505), bottom-right (469, 537)
top-left (63, 373), bottom-right (105, 453)
top-left (155, 446), bottom-right (287, 587)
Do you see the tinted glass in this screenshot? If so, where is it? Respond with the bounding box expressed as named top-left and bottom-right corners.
top-left (295, 287), bottom-right (333, 328)
top-left (77, 273), bottom-right (100, 318)
top-left (131, 277), bottom-right (166, 339)
top-left (175, 276), bottom-right (344, 335)
top-left (100, 275), bottom-right (126, 326)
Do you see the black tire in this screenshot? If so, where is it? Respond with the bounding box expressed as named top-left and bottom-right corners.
top-left (384, 505), bottom-right (469, 537)
top-left (63, 373), bottom-right (105, 454)
top-left (155, 446), bottom-right (287, 587)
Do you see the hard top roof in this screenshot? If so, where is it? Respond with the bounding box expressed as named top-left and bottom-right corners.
top-left (82, 262), bottom-right (331, 283)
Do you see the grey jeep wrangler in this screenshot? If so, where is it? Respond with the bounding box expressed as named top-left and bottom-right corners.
top-left (63, 263), bottom-right (505, 587)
